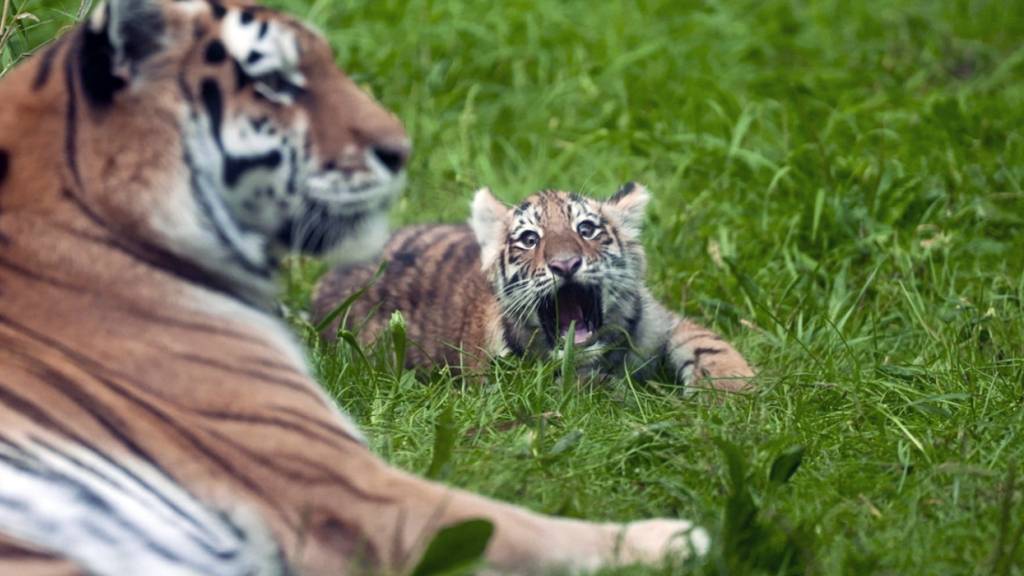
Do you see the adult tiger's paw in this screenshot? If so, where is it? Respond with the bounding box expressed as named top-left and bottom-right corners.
top-left (616, 519), bottom-right (711, 565)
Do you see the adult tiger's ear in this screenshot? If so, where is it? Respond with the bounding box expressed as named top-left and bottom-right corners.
top-left (82, 0), bottom-right (166, 103)
top-left (605, 181), bottom-right (651, 235)
top-left (469, 187), bottom-right (511, 270)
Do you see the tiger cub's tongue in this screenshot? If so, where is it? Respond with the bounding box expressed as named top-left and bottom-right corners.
top-left (558, 302), bottom-right (591, 344)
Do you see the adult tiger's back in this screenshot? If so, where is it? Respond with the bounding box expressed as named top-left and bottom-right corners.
top-left (0, 1), bottom-right (706, 573)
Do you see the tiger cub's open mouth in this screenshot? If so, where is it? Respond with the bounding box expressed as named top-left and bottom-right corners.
top-left (539, 283), bottom-right (603, 346)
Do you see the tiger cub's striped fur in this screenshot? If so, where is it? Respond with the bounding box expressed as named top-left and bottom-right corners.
top-left (314, 184), bottom-right (754, 390)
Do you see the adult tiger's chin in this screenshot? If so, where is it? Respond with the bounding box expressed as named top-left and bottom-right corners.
top-left (272, 179), bottom-right (403, 268)
top-left (317, 208), bottom-right (393, 267)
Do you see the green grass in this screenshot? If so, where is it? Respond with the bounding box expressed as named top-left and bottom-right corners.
top-left (9, 0), bottom-right (1024, 573)
top-left (0, 0), bottom-right (84, 74)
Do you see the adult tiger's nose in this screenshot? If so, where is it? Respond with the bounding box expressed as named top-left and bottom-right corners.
top-left (371, 138), bottom-right (412, 175)
top-left (549, 256), bottom-right (582, 279)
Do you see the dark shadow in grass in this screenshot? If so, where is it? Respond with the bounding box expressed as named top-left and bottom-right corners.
top-left (715, 438), bottom-right (815, 575)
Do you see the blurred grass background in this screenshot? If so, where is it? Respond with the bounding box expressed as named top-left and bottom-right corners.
top-left (0, 0), bottom-right (84, 74)
top-left (5, 0), bottom-right (1024, 573)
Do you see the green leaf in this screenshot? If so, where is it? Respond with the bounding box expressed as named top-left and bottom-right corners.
top-left (714, 437), bottom-right (747, 491)
top-left (548, 429), bottom-right (583, 458)
top-left (561, 321), bottom-right (577, 390)
top-left (768, 445), bottom-right (805, 486)
top-left (811, 186), bottom-right (825, 242)
top-left (337, 330), bottom-right (369, 368)
top-left (714, 438), bottom-right (759, 566)
top-left (426, 402), bottom-right (457, 480)
top-left (389, 310), bottom-right (407, 379)
top-left (725, 257), bottom-right (764, 303)
top-left (410, 518), bottom-right (495, 576)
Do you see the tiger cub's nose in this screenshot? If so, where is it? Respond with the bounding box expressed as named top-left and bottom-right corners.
top-left (549, 256), bottom-right (582, 279)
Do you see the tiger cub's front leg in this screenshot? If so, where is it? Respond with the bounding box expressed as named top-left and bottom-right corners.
top-left (667, 319), bottom-right (755, 391)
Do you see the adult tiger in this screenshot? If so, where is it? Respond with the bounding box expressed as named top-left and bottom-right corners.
top-left (0, 0), bottom-right (707, 574)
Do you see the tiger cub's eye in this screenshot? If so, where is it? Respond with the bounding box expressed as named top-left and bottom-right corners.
top-left (516, 230), bottom-right (540, 249)
top-left (577, 220), bottom-right (599, 239)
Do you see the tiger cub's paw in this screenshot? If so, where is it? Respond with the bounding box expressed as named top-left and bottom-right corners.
top-left (670, 327), bottom-right (755, 392)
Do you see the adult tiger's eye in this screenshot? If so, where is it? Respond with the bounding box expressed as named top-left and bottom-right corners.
top-left (577, 220), bottom-right (598, 239)
top-left (517, 230), bottom-right (540, 249)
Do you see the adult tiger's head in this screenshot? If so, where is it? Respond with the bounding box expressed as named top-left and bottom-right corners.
top-left (0, 0), bottom-right (408, 301)
top-left (470, 183), bottom-right (651, 353)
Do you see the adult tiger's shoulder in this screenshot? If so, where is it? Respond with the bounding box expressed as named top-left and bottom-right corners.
top-left (0, 0), bottom-right (706, 573)
top-left (314, 184), bottom-right (755, 390)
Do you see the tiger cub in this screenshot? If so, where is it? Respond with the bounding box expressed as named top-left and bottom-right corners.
top-left (314, 183), bottom-right (755, 390)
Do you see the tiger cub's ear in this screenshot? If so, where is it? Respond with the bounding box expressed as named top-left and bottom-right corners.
top-left (83, 0), bottom-right (167, 102)
top-left (469, 187), bottom-right (511, 271)
top-left (604, 181), bottom-right (651, 236)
